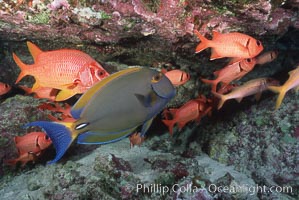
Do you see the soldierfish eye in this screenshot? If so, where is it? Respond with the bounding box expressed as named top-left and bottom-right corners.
top-left (256, 40), bottom-right (261, 46)
top-left (95, 69), bottom-right (107, 80)
top-left (246, 58), bottom-right (252, 63)
top-left (151, 73), bottom-right (163, 83)
top-left (98, 70), bottom-right (105, 77)
top-left (45, 135), bottom-right (50, 140)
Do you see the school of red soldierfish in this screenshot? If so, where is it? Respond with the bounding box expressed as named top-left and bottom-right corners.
top-left (3, 30), bottom-right (298, 166)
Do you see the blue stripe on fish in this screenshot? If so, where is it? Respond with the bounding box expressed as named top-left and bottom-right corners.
top-left (24, 121), bottom-right (72, 164)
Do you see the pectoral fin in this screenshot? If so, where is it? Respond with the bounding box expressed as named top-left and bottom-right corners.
top-left (135, 93), bottom-right (155, 107)
top-left (55, 90), bottom-right (76, 101)
top-left (236, 97), bottom-right (243, 103)
top-left (255, 92), bottom-right (262, 101)
top-left (62, 80), bottom-right (80, 90)
top-left (210, 49), bottom-right (222, 60)
top-left (31, 81), bottom-right (41, 92)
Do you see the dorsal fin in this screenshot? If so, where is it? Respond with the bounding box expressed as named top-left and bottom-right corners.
top-left (27, 41), bottom-right (43, 63)
top-left (212, 31), bottom-right (221, 39)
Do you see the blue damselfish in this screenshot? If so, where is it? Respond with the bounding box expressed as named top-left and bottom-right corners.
top-left (25, 67), bottom-right (176, 164)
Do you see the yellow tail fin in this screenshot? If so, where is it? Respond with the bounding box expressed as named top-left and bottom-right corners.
top-left (275, 91), bottom-right (286, 109)
top-left (212, 91), bottom-right (226, 110)
top-left (268, 86), bottom-right (285, 109)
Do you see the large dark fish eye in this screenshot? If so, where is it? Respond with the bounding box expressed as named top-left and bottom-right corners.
top-left (246, 58), bottom-right (252, 62)
top-left (97, 70), bottom-right (105, 77)
top-left (151, 73), bottom-right (163, 83)
top-left (256, 40), bottom-right (261, 46)
top-left (45, 135), bottom-right (50, 140)
top-left (95, 69), bottom-right (107, 80)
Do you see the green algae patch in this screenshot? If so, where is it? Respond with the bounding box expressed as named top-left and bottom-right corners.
top-left (26, 12), bottom-right (50, 24)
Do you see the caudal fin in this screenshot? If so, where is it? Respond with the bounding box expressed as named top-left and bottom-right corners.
top-left (194, 30), bottom-right (211, 53)
top-left (24, 121), bottom-right (74, 164)
top-left (13, 53), bottom-right (30, 84)
top-left (201, 78), bottom-right (218, 92)
top-left (211, 91), bottom-right (226, 110)
top-left (268, 86), bottom-right (286, 109)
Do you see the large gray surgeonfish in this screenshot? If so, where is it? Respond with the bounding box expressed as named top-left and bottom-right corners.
top-left (25, 67), bottom-right (176, 164)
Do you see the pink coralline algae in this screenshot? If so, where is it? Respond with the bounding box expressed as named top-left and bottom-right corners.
top-left (47, 0), bottom-right (70, 11)
top-left (131, 0), bottom-right (194, 39)
top-left (265, 8), bottom-right (296, 34)
top-left (0, 0), bottom-right (297, 46)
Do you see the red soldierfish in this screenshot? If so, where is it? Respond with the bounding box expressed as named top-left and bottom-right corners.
top-left (0, 82), bottom-right (11, 95)
top-left (194, 30), bottom-right (263, 61)
top-left (201, 58), bottom-right (257, 92)
top-left (38, 102), bottom-right (75, 122)
top-left (13, 41), bottom-right (110, 101)
top-left (5, 132), bottom-right (52, 166)
top-left (163, 69), bottom-right (190, 86)
top-left (162, 95), bottom-right (212, 135)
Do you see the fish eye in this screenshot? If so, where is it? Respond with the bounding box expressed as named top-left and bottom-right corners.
top-left (151, 73), bottom-right (162, 83)
top-left (45, 135), bottom-right (50, 140)
top-left (246, 58), bottom-right (251, 62)
top-left (256, 40), bottom-right (261, 46)
top-left (95, 69), bottom-right (107, 80)
top-left (5, 84), bottom-right (9, 88)
top-left (97, 70), bottom-right (105, 77)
